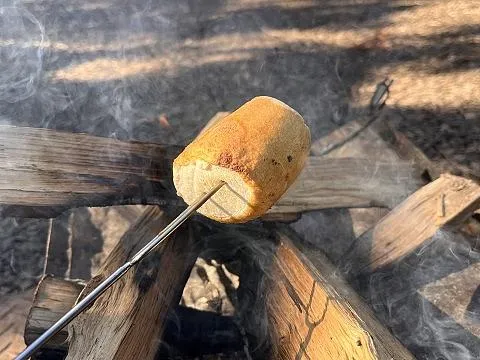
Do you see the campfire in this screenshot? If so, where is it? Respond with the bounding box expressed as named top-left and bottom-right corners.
top-left (3, 91), bottom-right (478, 359)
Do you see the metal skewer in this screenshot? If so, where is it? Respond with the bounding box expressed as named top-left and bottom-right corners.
top-left (16, 182), bottom-right (225, 360)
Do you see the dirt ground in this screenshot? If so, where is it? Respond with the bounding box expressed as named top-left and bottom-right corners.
top-left (0, 0), bottom-right (479, 359)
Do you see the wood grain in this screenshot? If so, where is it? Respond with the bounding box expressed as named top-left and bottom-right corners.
top-left (0, 125), bottom-right (182, 217)
top-left (24, 276), bottom-right (243, 358)
top-left (0, 124), bottom-right (421, 219)
top-left (311, 114), bottom-right (415, 241)
top-left (343, 174), bottom-right (480, 274)
top-left (266, 225), bottom-right (414, 360)
top-left (24, 276), bottom-right (84, 352)
top-left (66, 206), bottom-right (199, 360)
top-left (273, 157), bottom-right (423, 213)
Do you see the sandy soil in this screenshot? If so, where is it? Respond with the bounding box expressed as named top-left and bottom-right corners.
top-left (0, 0), bottom-right (479, 359)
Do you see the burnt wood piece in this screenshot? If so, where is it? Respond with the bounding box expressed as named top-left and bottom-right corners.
top-left (0, 125), bottom-right (183, 217)
top-left (266, 225), bottom-right (414, 360)
top-left (24, 276), bottom-right (243, 358)
top-left (65, 206), bottom-right (199, 360)
top-left (342, 174), bottom-right (480, 275)
top-left (311, 114), bottom-right (383, 157)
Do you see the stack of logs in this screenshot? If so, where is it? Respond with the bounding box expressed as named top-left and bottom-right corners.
top-left (3, 108), bottom-right (479, 359)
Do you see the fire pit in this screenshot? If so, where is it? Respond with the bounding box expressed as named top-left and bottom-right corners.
top-left (2, 107), bottom-right (478, 359)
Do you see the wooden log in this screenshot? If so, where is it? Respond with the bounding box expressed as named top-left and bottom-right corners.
top-left (0, 125), bottom-right (183, 217)
top-left (1, 123), bottom-right (422, 220)
top-left (24, 276), bottom-right (243, 358)
top-left (316, 113), bottom-right (416, 229)
top-left (24, 276), bottom-right (85, 353)
top-left (43, 205), bottom-right (148, 282)
top-left (374, 111), bottom-right (480, 182)
top-left (371, 117), bottom-right (445, 180)
top-left (311, 114), bottom-right (383, 157)
top-left (266, 225), bottom-right (414, 360)
top-left (273, 157), bottom-right (423, 212)
top-left (197, 112), bottom-right (415, 217)
top-left (299, 113), bottom-right (415, 260)
top-left (311, 111), bottom-right (479, 262)
top-left (312, 114), bottom-right (400, 161)
top-left (374, 116), bottom-right (480, 238)
top-left (342, 174), bottom-right (480, 274)
top-left (65, 206), bottom-right (199, 360)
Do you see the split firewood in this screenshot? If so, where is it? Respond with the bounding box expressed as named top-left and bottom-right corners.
top-left (310, 112), bottom-right (421, 238)
top-left (65, 206), bottom-right (199, 360)
top-left (24, 276), bottom-right (84, 353)
top-left (342, 174), bottom-right (480, 274)
top-left (24, 276), bottom-right (243, 358)
top-left (374, 116), bottom-right (480, 239)
top-left (265, 225), bottom-right (414, 360)
top-left (0, 125), bottom-right (182, 217)
top-left (273, 157), bottom-right (423, 212)
top-left (0, 124), bottom-right (421, 220)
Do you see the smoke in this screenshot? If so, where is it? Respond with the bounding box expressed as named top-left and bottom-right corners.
top-left (0, 217), bottom-right (49, 295)
top-left (359, 229), bottom-right (480, 359)
top-left (1, 1), bottom-right (478, 359)
top-left (0, 4), bottom-right (44, 104)
top-left (195, 220), bottom-right (279, 358)
top-left (0, 0), bottom-right (354, 142)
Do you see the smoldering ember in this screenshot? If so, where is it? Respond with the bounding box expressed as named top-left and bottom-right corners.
top-left (1, 1), bottom-right (479, 360)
